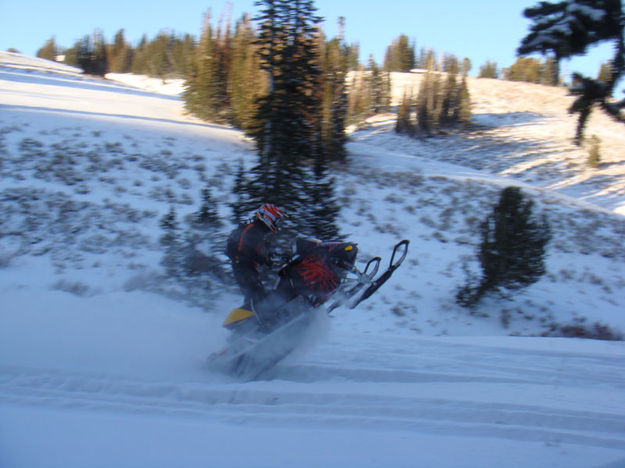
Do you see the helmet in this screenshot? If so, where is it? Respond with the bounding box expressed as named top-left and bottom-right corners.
top-left (256, 203), bottom-right (287, 233)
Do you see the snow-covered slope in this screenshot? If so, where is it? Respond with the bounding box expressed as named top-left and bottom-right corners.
top-left (1, 53), bottom-right (625, 467)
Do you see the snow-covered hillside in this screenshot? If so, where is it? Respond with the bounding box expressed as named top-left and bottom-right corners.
top-left (1, 52), bottom-right (625, 467)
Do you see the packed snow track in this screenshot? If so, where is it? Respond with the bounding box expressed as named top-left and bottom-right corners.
top-left (2, 331), bottom-right (625, 468)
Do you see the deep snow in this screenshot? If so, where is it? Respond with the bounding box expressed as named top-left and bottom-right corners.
top-left (1, 52), bottom-right (625, 467)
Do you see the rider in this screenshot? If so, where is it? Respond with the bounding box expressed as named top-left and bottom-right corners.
top-left (226, 203), bottom-right (287, 309)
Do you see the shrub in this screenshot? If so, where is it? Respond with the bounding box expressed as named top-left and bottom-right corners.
top-left (587, 135), bottom-right (601, 168)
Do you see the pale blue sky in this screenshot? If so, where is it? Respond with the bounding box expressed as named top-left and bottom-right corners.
top-left (1, 0), bottom-right (613, 77)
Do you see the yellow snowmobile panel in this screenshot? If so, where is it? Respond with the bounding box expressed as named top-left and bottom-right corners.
top-left (223, 307), bottom-right (255, 328)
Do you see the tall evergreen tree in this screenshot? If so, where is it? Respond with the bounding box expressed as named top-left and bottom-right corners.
top-left (36, 37), bottom-right (58, 61)
top-left (413, 51), bottom-right (471, 135)
top-left (234, 0), bottom-right (346, 238)
top-left (504, 56), bottom-right (543, 83)
top-left (160, 206), bottom-right (183, 278)
top-left (305, 156), bottom-right (341, 240)
top-left (230, 160), bottom-right (251, 224)
top-left (320, 30), bottom-right (349, 160)
top-left (478, 61), bottom-right (499, 79)
top-left (212, 14), bottom-right (233, 115)
top-left (74, 31), bottom-right (108, 76)
top-left (347, 64), bottom-right (371, 126)
top-left (250, 0), bottom-right (288, 161)
top-left (108, 29), bottom-right (132, 73)
top-left (184, 12), bottom-right (230, 122)
top-left (541, 55), bottom-right (559, 85)
top-left (456, 76), bottom-right (472, 126)
top-left (395, 90), bottom-right (414, 135)
top-left (461, 58), bottom-right (472, 76)
top-left (130, 35), bottom-right (148, 74)
top-left (383, 34), bottom-right (416, 72)
top-left (250, 0), bottom-right (323, 163)
top-left (185, 185), bottom-right (227, 281)
top-left (229, 14), bottom-right (265, 130)
top-left (518, 0), bottom-right (625, 144)
top-left (416, 52), bottom-right (441, 135)
top-left (368, 55), bottom-right (391, 114)
top-left (184, 14), bottom-right (215, 119)
top-left (194, 186), bottom-right (222, 228)
top-left (440, 55), bottom-right (459, 125)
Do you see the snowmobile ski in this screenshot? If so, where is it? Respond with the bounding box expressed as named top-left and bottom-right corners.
top-left (350, 239), bottom-right (409, 308)
top-left (207, 298), bottom-right (316, 380)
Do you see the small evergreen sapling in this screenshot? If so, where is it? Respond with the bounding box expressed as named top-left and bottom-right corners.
top-left (195, 186), bottom-right (222, 228)
top-left (159, 206), bottom-right (182, 278)
top-left (457, 187), bottom-right (551, 307)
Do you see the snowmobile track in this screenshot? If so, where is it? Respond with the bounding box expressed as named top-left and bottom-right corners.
top-left (1, 363), bottom-right (624, 451)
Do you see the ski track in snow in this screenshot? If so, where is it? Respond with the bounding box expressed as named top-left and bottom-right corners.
top-left (2, 335), bottom-right (625, 453)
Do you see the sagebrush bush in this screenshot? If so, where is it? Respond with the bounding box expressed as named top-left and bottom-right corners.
top-left (587, 135), bottom-right (601, 168)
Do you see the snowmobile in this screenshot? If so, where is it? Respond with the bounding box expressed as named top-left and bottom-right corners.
top-left (207, 238), bottom-right (409, 380)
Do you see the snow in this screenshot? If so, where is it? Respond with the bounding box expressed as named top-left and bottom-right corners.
top-left (1, 52), bottom-right (625, 468)
top-left (566, 3), bottom-right (606, 22)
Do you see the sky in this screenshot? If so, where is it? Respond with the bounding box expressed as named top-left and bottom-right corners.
top-left (0, 0), bottom-right (615, 78)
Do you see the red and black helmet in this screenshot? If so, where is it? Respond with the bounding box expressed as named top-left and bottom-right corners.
top-left (256, 203), bottom-right (287, 233)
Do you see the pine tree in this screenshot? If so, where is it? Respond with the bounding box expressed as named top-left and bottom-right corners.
top-left (184, 11), bottom-right (230, 122)
top-left (108, 30), bottom-right (133, 73)
top-left (383, 34), bottom-right (415, 72)
top-left (195, 186), bottom-right (223, 228)
top-left (368, 55), bottom-right (391, 114)
top-left (230, 159), bottom-right (251, 224)
top-left (212, 13), bottom-right (232, 116)
top-left (160, 207), bottom-right (182, 278)
top-left (251, 0), bottom-right (323, 162)
top-left (411, 51), bottom-right (471, 134)
top-left (541, 55), bottom-right (559, 86)
top-left (74, 31), bottom-right (108, 76)
top-left (478, 61), bottom-right (499, 79)
top-left (457, 187), bottom-right (551, 307)
top-left (305, 157), bottom-right (341, 240)
top-left (456, 76), bottom-right (472, 126)
top-left (505, 57), bottom-right (543, 83)
top-left (395, 90), bottom-right (414, 135)
top-left (184, 15), bottom-right (214, 119)
top-left (237, 0), bottom-right (345, 234)
top-left (440, 55), bottom-right (459, 125)
top-left (416, 71), bottom-right (432, 135)
top-left (36, 37), bottom-right (58, 61)
top-left (416, 52), bottom-right (441, 135)
top-left (518, 0), bottom-right (625, 144)
top-left (345, 39), bottom-right (360, 71)
top-left (229, 14), bottom-right (265, 130)
top-left (461, 58), bottom-right (472, 76)
top-left (130, 35), bottom-right (148, 74)
top-left (320, 28), bottom-right (349, 160)
top-left (178, 34), bottom-right (197, 77)
top-left (184, 186), bottom-right (228, 281)
top-left (282, 0), bottom-right (323, 160)
top-left (347, 65), bottom-right (371, 126)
